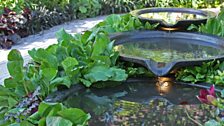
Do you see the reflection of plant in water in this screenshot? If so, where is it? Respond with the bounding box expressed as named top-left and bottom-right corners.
top-left (115, 43), bottom-right (214, 63)
top-left (110, 99), bottom-right (215, 125)
top-left (63, 90), bottom-right (128, 119)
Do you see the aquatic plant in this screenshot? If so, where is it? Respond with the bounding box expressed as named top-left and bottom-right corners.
top-left (197, 85), bottom-right (224, 126)
top-left (197, 85), bottom-right (216, 105)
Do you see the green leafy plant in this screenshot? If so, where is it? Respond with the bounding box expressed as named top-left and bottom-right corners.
top-left (100, 0), bottom-right (155, 14)
top-left (29, 0), bottom-right (70, 11)
top-left (93, 14), bottom-right (158, 33)
top-left (176, 60), bottom-right (224, 85)
top-left (0, 0), bottom-right (28, 14)
top-left (70, 0), bottom-right (101, 19)
top-left (0, 8), bottom-right (31, 49)
top-left (0, 13), bottom-right (158, 125)
top-left (155, 0), bottom-right (222, 8)
top-left (24, 6), bottom-right (74, 36)
top-left (188, 8), bottom-right (224, 37)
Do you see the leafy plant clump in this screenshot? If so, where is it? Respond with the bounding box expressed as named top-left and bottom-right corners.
top-left (0, 13), bottom-right (155, 125)
top-left (0, 7), bottom-right (31, 49)
top-left (188, 8), bottom-right (224, 37)
top-left (176, 60), bottom-right (224, 85)
top-left (71, 0), bottom-right (102, 19)
top-left (92, 14), bottom-right (158, 33)
top-left (155, 0), bottom-right (223, 8)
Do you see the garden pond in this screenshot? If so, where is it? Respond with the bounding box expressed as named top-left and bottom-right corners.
top-left (46, 78), bottom-right (217, 126)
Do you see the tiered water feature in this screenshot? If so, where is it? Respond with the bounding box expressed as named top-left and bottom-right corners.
top-left (46, 8), bottom-right (222, 125)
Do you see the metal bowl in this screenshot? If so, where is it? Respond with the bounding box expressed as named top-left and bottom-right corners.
top-left (130, 8), bottom-right (216, 30)
top-left (111, 31), bottom-right (224, 76)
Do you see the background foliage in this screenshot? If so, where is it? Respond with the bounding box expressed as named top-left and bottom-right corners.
top-left (0, 0), bottom-right (223, 49)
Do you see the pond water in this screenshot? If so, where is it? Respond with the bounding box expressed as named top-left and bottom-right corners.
top-left (139, 12), bottom-right (206, 25)
top-left (47, 78), bottom-right (216, 126)
top-left (115, 38), bottom-right (224, 63)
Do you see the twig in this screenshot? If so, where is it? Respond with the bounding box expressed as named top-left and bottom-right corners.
top-left (184, 108), bottom-right (203, 126)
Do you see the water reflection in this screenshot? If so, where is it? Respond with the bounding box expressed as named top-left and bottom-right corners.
top-left (48, 79), bottom-right (215, 125)
top-left (156, 77), bottom-right (173, 95)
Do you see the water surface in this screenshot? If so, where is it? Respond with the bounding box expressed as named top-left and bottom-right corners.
top-left (140, 12), bottom-right (206, 25)
top-left (115, 39), bottom-right (224, 63)
top-left (49, 78), bottom-right (216, 126)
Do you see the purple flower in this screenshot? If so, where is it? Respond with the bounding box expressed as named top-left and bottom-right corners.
top-left (197, 85), bottom-right (217, 105)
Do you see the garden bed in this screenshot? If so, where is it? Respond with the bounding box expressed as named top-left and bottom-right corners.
top-left (0, 0), bottom-right (223, 49)
top-left (1, 3), bottom-right (224, 126)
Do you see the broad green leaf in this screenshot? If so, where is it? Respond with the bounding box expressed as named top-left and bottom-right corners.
top-left (91, 33), bottom-right (110, 57)
top-left (204, 119), bottom-right (221, 126)
top-left (46, 116), bottom-right (72, 126)
top-left (46, 44), bottom-right (58, 55)
top-left (61, 57), bottom-right (78, 72)
top-left (28, 49), bottom-right (58, 69)
top-left (79, 6), bottom-right (87, 13)
top-left (92, 56), bottom-right (111, 66)
top-left (50, 76), bottom-right (72, 88)
top-left (182, 75), bottom-right (196, 82)
top-left (0, 86), bottom-right (17, 97)
top-left (4, 78), bottom-right (17, 88)
top-left (55, 46), bottom-right (69, 64)
top-left (7, 49), bottom-right (24, 81)
top-left (84, 65), bottom-right (127, 85)
top-left (80, 79), bottom-right (92, 87)
top-left (7, 97), bottom-right (18, 108)
top-left (40, 68), bottom-right (58, 81)
top-left (8, 49), bottom-right (23, 61)
top-left (110, 67), bottom-right (128, 81)
top-left (57, 108), bottom-right (90, 125)
top-left (84, 65), bottom-right (113, 83)
top-left (105, 14), bottom-right (122, 26)
top-left (56, 29), bottom-right (74, 44)
top-left (20, 121), bottom-right (35, 126)
top-left (38, 102), bottom-right (64, 117)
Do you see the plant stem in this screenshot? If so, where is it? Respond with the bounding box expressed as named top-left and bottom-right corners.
top-left (23, 82), bottom-right (29, 96)
top-left (184, 108), bottom-right (203, 126)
